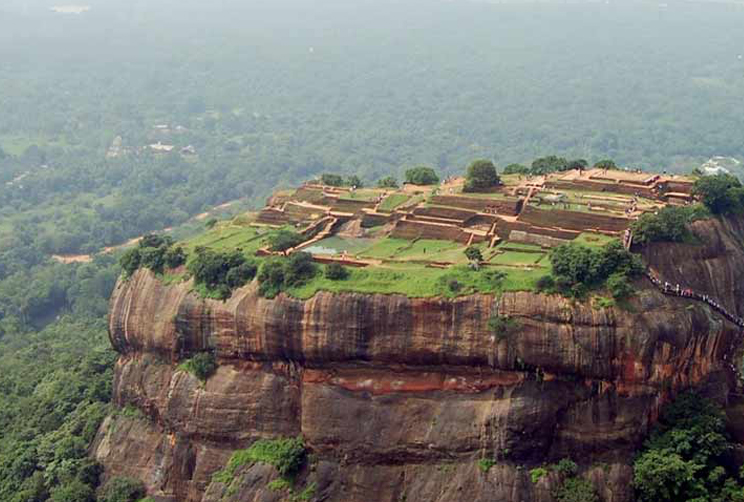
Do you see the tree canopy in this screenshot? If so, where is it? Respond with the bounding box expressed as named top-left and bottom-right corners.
top-left (548, 241), bottom-right (643, 297)
top-left (404, 166), bottom-right (439, 185)
top-left (631, 205), bottom-right (708, 245)
top-left (633, 393), bottom-right (744, 502)
top-left (692, 174), bottom-right (744, 215)
top-left (463, 159), bottom-right (500, 192)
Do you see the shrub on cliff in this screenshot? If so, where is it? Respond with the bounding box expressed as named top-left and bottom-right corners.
top-left (138, 246), bottom-right (166, 274)
top-left (530, 467), bottom-right (548, 483)
top-left (99, 477), bottom-right (146, 502)
top-left (535, 275), bottom-right (555, 292)
top-left (257, 258), bottom-right (287, 298)
top-left (164, 245), bottom-right (186, 268)
top-left (257, 253), bottom-right (317, 298)
top-left (178, 352), bottom-right (217, 382)
top-left (119, 233), bottom-right (184, 277)
top-left (552, 458), bottom-right (578, 477)
top-left (549, 241), bottom-right (642, 297)
top-left (478, 458), bottom-right (495, 473)
top-left (187, 248), bottom-right (256, 299)
top-left (284, 252), bottom-right (317, 287)
top-left (552, 477), bottom-right (597, 502)
top-left (631, 205), bottom-right (707, 245)
top-left (488, 314), bottom-right (520, 341)
top-left (692, 173), bottom-right (744, 215)
top-left (119, 248), bottom-right (141, 277)
top-left (606, 272), bottom-right (633, 300)
top-left (214, 437), bottom-right (307, 484)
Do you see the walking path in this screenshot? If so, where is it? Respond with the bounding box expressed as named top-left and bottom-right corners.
top-left (645, 269), bottom-right (744, 383)
top-left (645, 269), bottom-right (744, 329)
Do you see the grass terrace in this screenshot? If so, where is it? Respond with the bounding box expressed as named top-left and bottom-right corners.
top-left (446, 190), bottom-right (513, 200)
top-left (181, 223), bottom-right (269, 256)
top-left (358, 238), bottom-right (462, 261)
top-left (338, 188), bottom-right (385, 201)
top-left (303, 236), bottom-right (376, 255)
top-left (161, 217), bottom-right (551, 298)
top-left (287, 261), bottom-right (548, 299)
top-left (573, 232), bottom-right (618, 248)
top-left (378, 193), bottom-right (410, 212)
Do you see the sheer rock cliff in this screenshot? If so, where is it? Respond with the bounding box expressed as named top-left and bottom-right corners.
top-left (92, 216), bottom-right (744, 502)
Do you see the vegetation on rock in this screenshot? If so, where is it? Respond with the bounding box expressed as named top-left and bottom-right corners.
top-left (633, 393), bottom-right (744, 502)
top-left (692, 173), bottom-right (744, 215)
top-left (187, 248), bottom-right (257, 299)
top-left (530, 467), bottom-right (548, 483)
top-left (478, 458), bottom-right (495, 473)
top-left (120, 234), bottom-right (184, 277)
top-left (213, 437), bottom-right (307, 484)
top-left (488, 314), bottom-right (520, 341)
top-left (631, 205), bottom-right (708, 245)
top-left (553, 477), bottom-right (598, 502)
top-left (548, 241), bottom-right (643, 298)
top-left (258, 253), bottom-right (317, 298)
top-left (178, 352), bottom-right (218, 383)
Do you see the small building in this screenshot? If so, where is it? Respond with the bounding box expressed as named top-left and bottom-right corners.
top-left (149, 141), bottom-right (175, 154)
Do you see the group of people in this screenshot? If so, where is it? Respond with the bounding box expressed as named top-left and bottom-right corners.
top-left (646, 270), bottom-right (744, 329)
top-left (624, 196), bottom-right (639, 216)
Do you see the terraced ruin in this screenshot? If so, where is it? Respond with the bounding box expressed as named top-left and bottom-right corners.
top-left (244, 167), bottom-right (695, 284)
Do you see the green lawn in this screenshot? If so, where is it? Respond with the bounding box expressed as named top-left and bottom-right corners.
top-left (288, 262), bottom-right (544, 299)
top-left (357, 237), bottom-right (463, 262)
top-left (446, 191), bottom-right (511, 200)
top-left (573, 232), bottom-right (618, 248)
top-left (339, 188), bottom-right (385, 201)
top-left (357, 238), bottom-right (414, 259)
top-left (378, 193), bottom-right (410, 212)
top-left (181, 224), bottom-right (269, 256)
top-left (489, 250), bottom-right (545, 266)
top-left (303, 236), bottom-right (375, 255)
top-left (495, 241), bottom-right (544, 252)
top-left (394, 239), bottom-right (462, 260)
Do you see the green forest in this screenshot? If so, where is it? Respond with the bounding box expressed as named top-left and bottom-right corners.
top-left (1, 0), bottom-right (744, 499)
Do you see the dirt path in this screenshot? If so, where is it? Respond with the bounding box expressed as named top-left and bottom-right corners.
top-left (51, 254), bottom-right (93, 264)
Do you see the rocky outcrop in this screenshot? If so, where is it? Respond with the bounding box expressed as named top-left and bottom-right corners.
top-left (93, 216), bottom-right (744, 502)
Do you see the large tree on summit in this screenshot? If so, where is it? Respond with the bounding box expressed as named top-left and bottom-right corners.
top-left (463, 159), bottom-right (500, 193)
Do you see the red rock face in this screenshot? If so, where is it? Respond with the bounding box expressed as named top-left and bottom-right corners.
top-left (93, 217), bottom-right (744, 502)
